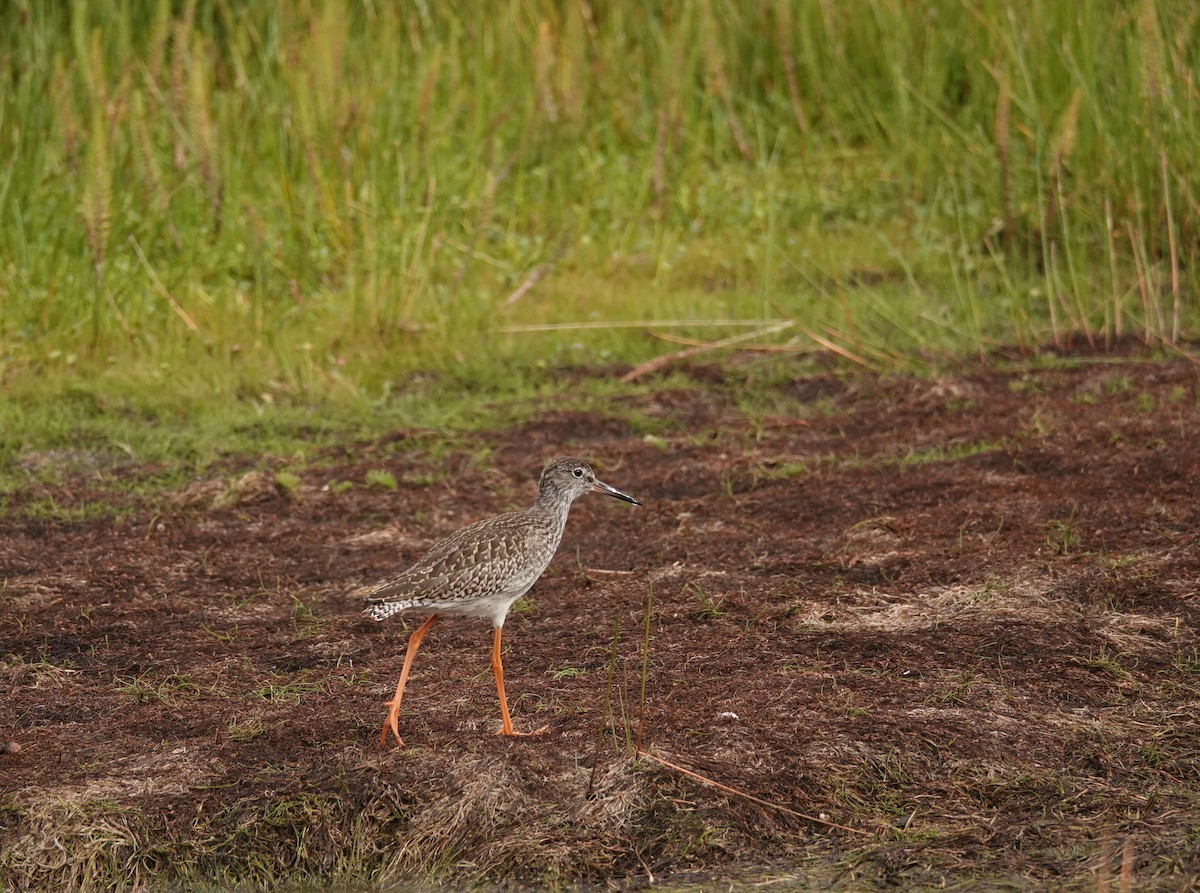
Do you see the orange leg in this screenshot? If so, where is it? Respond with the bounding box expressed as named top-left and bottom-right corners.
top-left (491, 625), bottom-right (548, 738)
top-left (380, 614), bottom-right (438, 747)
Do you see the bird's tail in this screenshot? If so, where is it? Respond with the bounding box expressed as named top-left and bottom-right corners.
top-left (364, 599), bottom-right (413, 622)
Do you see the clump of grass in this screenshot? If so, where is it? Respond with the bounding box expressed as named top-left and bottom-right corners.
top-left (289, 594), bottom-right (321, 635)
top-left (688, 582), bottom-right (728, 622)
top-left (227, 718), bottom-right (264, 742)
top-left (896, 440), bottom-right (1003, 469)
top-left (114, 671), bottom-right (201, 706)
top-left (753, 458), bottom-right (807, 481)
top-left (1070, 647), bottom-right (1136, 681)
top-left (364, 469), bottom-right (398, 491)
top-left (1173, 646), bottom-right (1200, 675)
top-left (1045, 515), bottom-right (1081, 555)
top-left (925, 671), bottom-right (977, 708)
top-left (273, 470), bottom-right (302, 498)
top-left (211, 472), bottom-right (280, 510)
top-left (250, 677), bottom-right (323, 704)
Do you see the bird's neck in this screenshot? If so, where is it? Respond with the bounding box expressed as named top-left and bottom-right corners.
top-left (533, 490), bottom-right (575, 530)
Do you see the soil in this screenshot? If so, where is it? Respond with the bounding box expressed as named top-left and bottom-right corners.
top-left (2, 356), bottom-right (1199, 891)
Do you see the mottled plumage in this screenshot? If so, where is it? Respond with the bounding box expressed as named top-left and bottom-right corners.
top-left (361, 456), bottom-right (641, 746)
top-left (362, 504), bottom-right (566, 626)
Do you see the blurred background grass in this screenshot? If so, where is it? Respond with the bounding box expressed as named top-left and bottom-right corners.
top-left (1, 0), bottom-right (1197, 461)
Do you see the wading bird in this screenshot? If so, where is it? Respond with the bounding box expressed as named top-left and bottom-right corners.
top-left (361, 457), bottom-right (641, 746)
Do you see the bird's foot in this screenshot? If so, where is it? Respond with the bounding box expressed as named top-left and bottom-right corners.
top-left (379, 705), bottom-right (405, 748)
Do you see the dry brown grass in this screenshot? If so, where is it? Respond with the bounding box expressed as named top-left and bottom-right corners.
top-left (3, 358), bottom-right (1200, 890)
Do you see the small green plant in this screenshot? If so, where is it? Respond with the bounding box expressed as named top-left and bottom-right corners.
top-left (1045, 515), bottom-right (1079, 554)
top-left (273, 469), bottom-right (302, 497)
top-left (1171, 646), bottom-right (1199, 675)
top-left (1071, 647), bottom-right (1135, 681)
top-left (365, 469), bottom-right (398, 490)
top-left (896, 440), bottom-right (1000, 469)
top-left (1099, 553), bottom-right (1138, 571)
top-left (1105, 375), bottom-right (1134, 395)
top-left (1019, 409), bottom-right (1052, 438)
top-left (925, 671), bottom-right (976, 708)
top-left (2, 654), bottom-right (79, 685)
top-left (227, 718), bottom-right (265, 742)
top-left (689, 582), bottom-right (728, 621)
top-left (1008, 376), bottom-right (1044, 395)
top-left (199, 623), bottom-right (235, 643)
top-left (508, 597), bottom-right (539, 616)
top-left (754, 458), bottom-right (807, 481)
top-left (289, 594), bottom-right (321, 635)
top-left (832, 689), bottom-right (869, 719)
top-left (251, 679), bottom-right (324, 704)
top-left (115, 672), bottom-right (200, 706)
top-left (401, 470), bottom-right (444, 487)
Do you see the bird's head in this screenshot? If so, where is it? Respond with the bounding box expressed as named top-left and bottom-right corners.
top-left (538, 456), bottom-right (641, 506)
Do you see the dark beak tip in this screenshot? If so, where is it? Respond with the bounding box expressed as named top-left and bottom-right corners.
top-left (594, 480), bottom-right (642, 506)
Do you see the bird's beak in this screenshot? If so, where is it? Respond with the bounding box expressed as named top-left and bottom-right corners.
top-left (593, 478), bottom-right (641, 506)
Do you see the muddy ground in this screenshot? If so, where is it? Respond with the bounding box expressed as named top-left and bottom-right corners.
top-left (2, 355), bottom-right (1199, 891)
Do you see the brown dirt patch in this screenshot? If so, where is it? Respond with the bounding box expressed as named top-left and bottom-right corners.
top-left (2, 358), bottom-right (1199, 890)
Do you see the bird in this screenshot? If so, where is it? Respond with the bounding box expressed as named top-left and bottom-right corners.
top-left (360, 456), bottom-right (642, 746)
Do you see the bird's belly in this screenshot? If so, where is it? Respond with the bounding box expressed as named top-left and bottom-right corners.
top-left (404, 587), bottom-right (531, 627)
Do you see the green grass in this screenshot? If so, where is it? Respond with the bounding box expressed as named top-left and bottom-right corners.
top-left (1, 1), bottom-right (1198, 466)
top-left (115, 671), bottom-right (202, 707)
top-left (896, 440), bottom-right (1003, 469)
top-left (363, 469), bottom-right (397, 491)
top-left (250, 677), bottom-right (324, 705)
top-left (0, 361), bottom-right (702, 497)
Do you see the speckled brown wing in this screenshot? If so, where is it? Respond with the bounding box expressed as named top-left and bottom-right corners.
top-left (362, 511), bottom-right (559, 620)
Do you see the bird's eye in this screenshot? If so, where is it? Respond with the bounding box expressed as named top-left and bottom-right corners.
top-left (572, 467), bottom-right (584, 478)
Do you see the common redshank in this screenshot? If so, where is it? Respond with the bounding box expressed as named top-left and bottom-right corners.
top-left (361, 457), bottom-right (641, 746)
